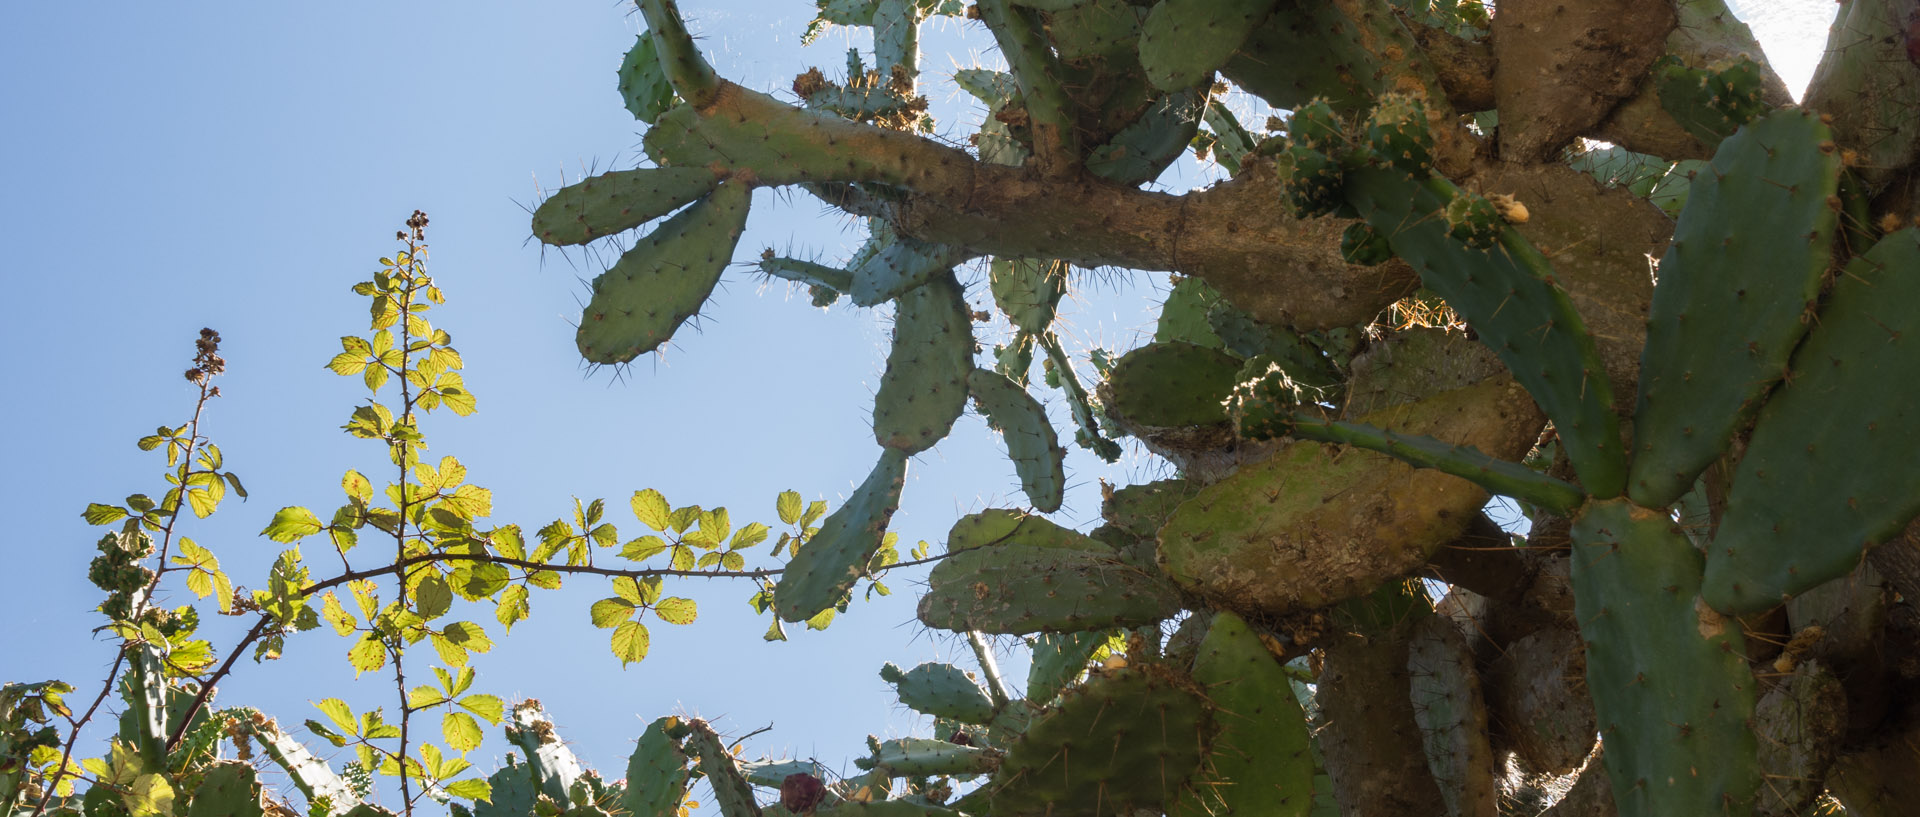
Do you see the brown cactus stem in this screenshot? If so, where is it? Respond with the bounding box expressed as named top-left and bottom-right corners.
top-left (1317, 587), bottom-right (1449, 817)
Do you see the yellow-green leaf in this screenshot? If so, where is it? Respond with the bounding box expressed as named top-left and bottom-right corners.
top-left (653, 598), bottom-right (697, 625)
top-left (408, 685), bottom-right (447, 709)
top-left (321, 593), bottom-right (357, 636)
top-left (263, 507), bottom-right (325, 543)
top-left (620, 535), bottom-right (668, 562)
top-left (457, 693), bottom-right (503, 725)
top-left (443, 777), bottom-right (490, 801)
top-left (610, 620), bottom-right (650, 666)
top-left (415, 575), bottom-right (453, 620)
top-left (591, 598), bottom-right (635, 629)
top-left (776, 491), bottom-right (802, 525)
top-left (314, 698), bottom-right (357, 735)
top-left (442, 711), bottom-right (483, 752)
top-left (328, 352), bottom-right (370, 376)
top-left (496, 585), bottom-right (529, 633)
top-left (631, 489), bottom-right (670, 530)
top-left (349, 635), bottom-right (387, 676)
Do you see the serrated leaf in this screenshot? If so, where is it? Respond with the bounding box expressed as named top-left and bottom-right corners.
top-left (620, 534), bottom-right (669, 562)
top-left (415, 575), bottom-right (453, 620)
top-left (322, 593), bottom-right (357, 636)
top-left (496, 585), bottom-right (529, 633)
top-left (591, 598), bottom-right (636, 628)
top-left (668, 506), bottom-right (701, 533)
top-left (730, 522), bottom-right (769, 550)
top-left (653, 598), bottom-right (697, 625)
top-left (611, 620), bottom-right (651, 666)
top-left (315, 698), bottom-right (358, 736)
top-left (457, 694), bottom-right (504, 725)
top-left (631, 489), bottom-right (670, 530)
top-left (722, 552), bottom-right (745, 571)
top-left (670, 545), bottom-right (695, 571)
top-left (263, 507), bottom-right (325, 543)
top-left (349, 635), bottom-right (387, 676)
top-left (442, 711), bottom-right (483, 752)
top-left (443, 777), bottom-right (491, 801)
top-left (83, 503), bottom-right (128, 525)
top-left (776, 491), bottom-right (802, 525)
top-left (329, 352), bottom-right (370, 376)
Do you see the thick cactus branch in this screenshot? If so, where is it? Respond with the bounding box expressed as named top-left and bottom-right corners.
top-left (637, 0), bottom-right (720, 109)
top-left (1283, 415), bottom-right (1586, 516)
top-left (974, 0), bottom-right (1081, 176)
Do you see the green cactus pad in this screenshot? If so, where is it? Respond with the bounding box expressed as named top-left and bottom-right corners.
top-left (1100, 342), bottom-right (1242, 428)
top-left (533, 167), bottom-right (723, 247)
top-left (621, 716), bottom-right (691, 817)
top-left (636, 0), bottom-right (719, 108)
top-left (1101, 479), bottom-right (1197, 541)
top-left (1225, 359), bottom-right (1310, 442)
top-left (758, 255), bottom-right (853, 294)
top-left (475, 758), bottom-right (538, 817)
top-left (1025, 631), bottom-right (1109, 703)
top-left (1170, 611), bottom-right (1314, 817)
top-left (1084, 88), bottom-right (1206, 186)
top-left (855, 738), bottom-right (1001, 777)
top-left (248, 718), bottom-right (359, 811)
top-left (988, 258), bottom-right (1066, 335)
top-left (618, 33), bottom-right (675, 124)
top-left (1137, 0), bottom-right (1278, 91)
top-left (1703, 229), bottom-right (1920, 613)
top-left (685, 719), bottom-right (762, 817)
top-left (1154, 277), bottom-right (1227, 349)
top-left (1158, 378), bottom-right (1548, 615)
top-left (1364, 93), bottom-right (1434, 176)
top-left (1283, 413), bottom-right (1586, 515)
top-left (1343, 167), bottom-right (1626, 497)
top-left (187, 762), bottom-right (266, 817)
top-left (774, 448), bottom-right (910, 622)
top-left (1570, 499), bottom-right (1758, 817)
top-left (1629, 108), bottom-right (1843, 509)
top-left (1221, 3), bottom-right (1380, 111)
top-left (575, 181), bottom-right (750, 364)
top-left (873, 274), bottom-right (972, 454)
top-left (1038, 331), bottom-right (1122, 462)
top-left (1654, 55), bottom-right (1772, 149)
top-left (968, 369), bottom-right (1067, 512)
top-left (879, 662), bottom-right (997, 724)
top-left (1206, 301), bottom-right (1341, 388)
top-left (1407, 615), bottom-right (1497, 817)
top-left (851, 238), bottom-right (972, 307)
top-left (946, 510), bottom-right (1095, 553)
top-left (506, 701), bottom-right (586, 803)
top-left (919, 534), bottom-right (1184, 635)
top-left (642, 87), bottom-right (971, 187)
top-left (990, 666), bottom-right (1213, 816)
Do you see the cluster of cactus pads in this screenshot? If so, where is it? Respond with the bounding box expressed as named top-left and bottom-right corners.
top-left (527, 0), bottom-right (1920, 814)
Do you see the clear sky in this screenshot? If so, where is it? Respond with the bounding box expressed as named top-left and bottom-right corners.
top-left (0, 1), bottom-right (1835, 813)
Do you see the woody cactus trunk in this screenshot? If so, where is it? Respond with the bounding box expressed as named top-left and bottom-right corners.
top-left (537, 0), bottom-right (1920, 815)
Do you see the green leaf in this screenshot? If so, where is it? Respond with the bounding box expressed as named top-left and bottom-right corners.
top-left (776, 490), bottom-right (802, 525)
top-left (83, 503), bottom-right (128, 525)
top-left (442, 621), bottom-right (492, 654)
top-left (341, 335), bottom-right (372, 354)
top-left (315, 698), bottom-right (358, 736)
top-left (442, 711), bottom-right (483, 752)
top-left (457, 693), bottom-right (504, 725)
top-left (350, 580), bottom-right (380, 619)
top-left (631, 489), bottom-right (670, 530)
top-left (430, 634), bottom-right (469, 667)
top-left (591, 598), bottom-right (636, 628)
top-left (610, 577), bottom-right (644, 605)
top-left (800, 500), bottom-right (828, 529)
top-left (722, 552), bottom-right (746, 571)
top-left (653, 598), bottom-right (697, 625)
top-left (668, 506), bottom-right (701, 534)
top-left (222, 471), bottom-right (248, 499)
top-left (415, 575), bottom-right (453, 620)
top-left (343, 470), bottom-right (373, 503)
top-left (263, 507), bottom-right (325, 543)
top-left (610, 620), bottom-right (651, 666)
top-left (670, 545), bottom-right (694, 571)
top-left (185, 479), bottom-right (220, 518)
top-left (321, 593), bottom-right (357, 636)
top-left (409, 685), bottom-right (448, 709)
top-left (730, 522), bottom-right (770, 550)
top-left (328, 352), bottom-right (370, 376)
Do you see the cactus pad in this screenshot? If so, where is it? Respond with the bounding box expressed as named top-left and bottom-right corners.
top-left (989, 666), bottom-right (1214, 817)
top-left (919, 529), bottom-right (1184, 635)
top-left (618, 33), bottom-right (675, 124)
top-left (1364, 93), bottom-right (1434, 175)
top-left (1137, 0), bottom-right (1279, 92)
top-left (1025, 631), bottom-right (1109, 704)
top-left (576, 182), bottom-right (751, 364)
top-left (534, 167), bottom-right (724, 247)
top-left (1099, 341), bottom-right (1242, 428)
top-left (1704, 229), bottom-right (1920, 613)
top-left (1629, 108), bottom-right (1842, 509)
top-left (1171, 611), bottom-right (1314, 817)
top-left (1570, 499), bottom-right (1758, 817)
top-left (879, 662), bottom-right (997, 724)
top-left (987, 257), bottom-right (1067, 335)
top-left (774, 449), bottom-right (909, 622)
top-left (873, 273), bottom-right (972, 455)
top-left (1277, 144), bottom-right (1346, 219)
top-left (855, 738), bottom-right (1001, 777)
top-left (621, 717), bottom-right (691, 817)
top-left (1339, 221), bottom-right (1392, 266)
top-left (968, 368), bottom-right (1067, 512)
top-left (188, 762), bottom-right (266, 817)
top-left (685, 719), bottom-right (762, 817)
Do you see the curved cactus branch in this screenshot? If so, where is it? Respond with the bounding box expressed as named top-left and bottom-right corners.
top-left (974, 0), bottom-right (1081, 176)
top-left (636, 0), bottom-right (720, 109)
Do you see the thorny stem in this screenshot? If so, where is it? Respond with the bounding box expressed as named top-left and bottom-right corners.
top-left (393, 223), bottom-right (424, 815)
top-left (31, 648), bottom-right (129, 815)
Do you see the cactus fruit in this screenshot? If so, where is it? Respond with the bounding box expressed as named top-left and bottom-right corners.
top-left (872, 273), bottom-right (971, 454)
top-left (1277, 144), bottom-right (1346, 219)
top-left (1442, 192), bottom-right (1502, 250)
top-left (967, 368), bottom-right (1067, 512)
top-left (1099, 341), bottom-right (1242, 429)
top-left (1338, 221), bottom-right (1392, 266)
top-left (618, 33), bottom-right (675, 124)
top-left (1137, 0), bottom-right (1278, 92)
top-left (1703, 229), bottom-right (1920, 613)
top-left (576, 181), bottom-right (751, 365)
top-left (533, 167), bottom-right (723, 247)
top-left (1364, 93), bottom-right (1434, 176)
top-left (774, 448), bottom-right (909, 622)
top-left (1342, 166), bottom-right (1626, 497)
top-left (878, 663), bottom-right (997, 724)
top-left (1170, 611), bottom-right (1315, 817)
top-left (620, 716), bottom-right (691, 817)
top-left (1570, 500), bottom-right (1758, 816)
top-left (1629, 109), bottom-right (1843, 509)
top-left (987, 665), bottom-right (1213, 817)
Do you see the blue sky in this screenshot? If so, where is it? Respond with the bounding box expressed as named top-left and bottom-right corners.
top-left (0, 1), bottom-right (1833, 813)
